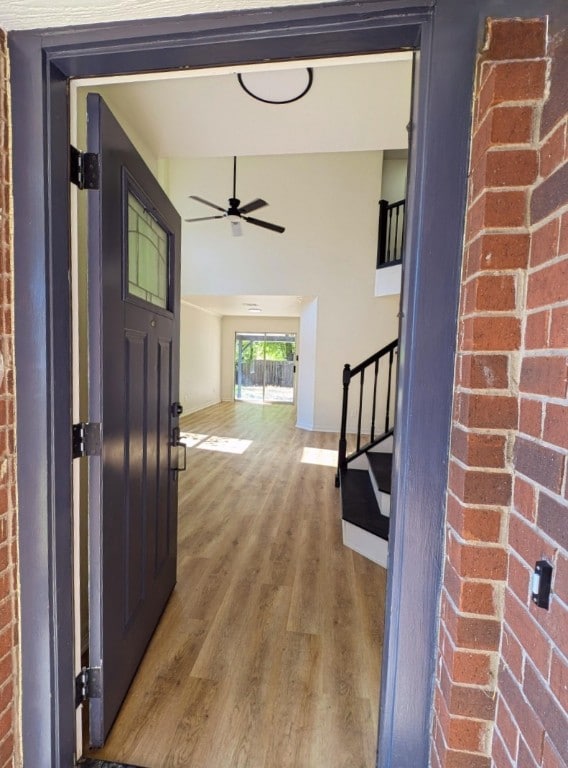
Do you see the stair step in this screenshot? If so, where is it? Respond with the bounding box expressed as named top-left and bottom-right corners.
top-left (340, 469), bottom-right (389, 540)
top-left (367, 452), bottom-right (392, 494)
top-left (342, 520), bottom-right (388, 568)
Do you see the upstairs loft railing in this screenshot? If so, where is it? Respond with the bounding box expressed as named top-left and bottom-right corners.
top-left (335, 338), bottom-right (398, 487)
top-left (377, 198), bottom-right (405, 268)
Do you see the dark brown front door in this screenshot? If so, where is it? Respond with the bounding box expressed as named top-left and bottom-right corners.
top-left (86, 93), bottom-right (182, 746)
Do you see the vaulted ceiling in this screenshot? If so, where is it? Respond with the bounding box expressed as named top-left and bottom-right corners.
top-left (74, 53), bottom-right (412, 316)
top-left (87, 53), bottom-right (413, 159)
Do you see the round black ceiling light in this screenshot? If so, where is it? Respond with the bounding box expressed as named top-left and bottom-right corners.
top-left (237, 68), bottom-right (313, 104)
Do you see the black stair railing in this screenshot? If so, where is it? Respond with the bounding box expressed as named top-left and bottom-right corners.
top-left (377, 199), bottom-right (405, 267)
top-left (336, 338), bottom-right (398, 487)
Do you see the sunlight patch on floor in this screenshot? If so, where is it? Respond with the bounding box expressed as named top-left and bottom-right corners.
top-left (180, 432), bottom-right (252, 454)
top-left (301, 446), bottom-right (338, 467)
top-left (196, 435), bottom-right (253, 454)
top-left (179, 432), bottom-right (209, 448)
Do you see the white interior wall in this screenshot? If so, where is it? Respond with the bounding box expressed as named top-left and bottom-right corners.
top-left (179, 302), bottom-right (222, 414)
top-left (375, 154), bottom-right (408, 297)
top-left (170, 151), bottom-right (400, 431)
top-left (79, 85), bottom-right (163, 179)
top-left (317, 293), bottom-right (399, 432)
top-left (296, 298), bottom-right (318, 430)
top-left (221, 316), bottom-right (300, 402)
top-left (381, 156), bottom-right (408, 202)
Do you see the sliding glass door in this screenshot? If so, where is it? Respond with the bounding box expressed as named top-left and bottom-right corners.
top-left (234, 332), bottom-right (296, 404)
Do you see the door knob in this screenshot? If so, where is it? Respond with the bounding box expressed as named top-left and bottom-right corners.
top-left (171, 402), bottom-right (183, 417)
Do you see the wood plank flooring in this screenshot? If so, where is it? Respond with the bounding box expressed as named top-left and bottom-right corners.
top-left (88, 402), bottom-right (386, 768)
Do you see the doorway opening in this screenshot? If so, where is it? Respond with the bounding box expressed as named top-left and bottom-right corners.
top-left (235, 331), bottom-right (296, 404)
top-left (70, 46), bottom-right (409, 764)
top-left (11, 5), bottom-right (479, 765)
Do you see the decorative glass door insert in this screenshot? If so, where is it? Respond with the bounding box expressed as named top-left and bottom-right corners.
top-left (127, 191), bottom-right (169, 309)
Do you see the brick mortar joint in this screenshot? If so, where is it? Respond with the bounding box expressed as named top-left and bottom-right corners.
top-left (471, 99), bottom-right (535, 139)
top-left (438, 660), bottom-right (500, 701)
top-left (451, 422), bottom-right (514, 435)
top-left (517, 397), bottom-right (568, 416)
top-left (501, 616), bottom-right (568, 708)
top-left (507, 544), bottom-right (565, 582)
top-left (453, 394), bottom-right (514, 404)
top-left (455, 382), bottom-right (519, 395)
top-left (447, 529), bottom-right (508, 555)
top-left (461, 267), bottom-right (526, 282)
top-left (464, 199), bottom-right (531, 240)
top-left (538, 112), bottom-right (568, 147)
top-left (446, 488), bottom-right (510, 509)
top-left (464, 226), bottom-right (530, 250)
top-left (459, 310), bottom-right (522, 321)
top-left (443, 584), bottom-right (507, 619)
top-left (512, 477), bottom-right (567, 508)
top-left (527, 202), bottom-right (568, 235)
top-left (524, 310), bottom-right (568, 323)
top-left (450, 455), bottom-right (515, 473)
top-left (518, 393), bottom-right (568, 407)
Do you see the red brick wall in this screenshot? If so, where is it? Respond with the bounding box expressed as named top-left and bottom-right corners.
top-left (432, 17), bottom-right (568, 768)
top-left (0, 29), bottom-right (20, 768)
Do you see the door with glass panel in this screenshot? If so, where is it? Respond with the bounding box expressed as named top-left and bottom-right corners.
top-left (234, 332), bottom-right (296, 404)
top-left (86, 94), bottom-right (182, 747)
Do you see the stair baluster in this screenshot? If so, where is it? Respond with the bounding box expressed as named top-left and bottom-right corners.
top-left (377, 199), bottom-right (405, 267)
top-left (337, 363), bottom-right (351, 477)
top-left (335, 338), bottom-right (398, 487)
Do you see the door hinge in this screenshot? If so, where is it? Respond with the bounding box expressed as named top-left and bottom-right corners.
top-left (72, 422), bottom-right (101, 459)
top-left (70, 145), bottom-right (100, 190)
top-left (75, 666), bottom-right (102, 707)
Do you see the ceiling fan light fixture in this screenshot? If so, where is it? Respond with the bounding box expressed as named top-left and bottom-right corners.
top-left (229, 218), bottom-right (243, 237)
top-left (237, 68), bottom-right (313, 105)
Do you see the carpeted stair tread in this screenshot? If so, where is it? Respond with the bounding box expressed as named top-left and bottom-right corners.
top-left (340, 469), bottom-right (389, 540)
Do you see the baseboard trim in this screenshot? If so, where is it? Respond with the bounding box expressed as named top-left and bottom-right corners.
top-left (186, 398), bottom-right (222, 415)
top-left (78, 760), bottom-right (146, 768)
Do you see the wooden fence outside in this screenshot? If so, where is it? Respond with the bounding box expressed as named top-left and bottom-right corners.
top-left (235, 359), bottom-right (295, 388)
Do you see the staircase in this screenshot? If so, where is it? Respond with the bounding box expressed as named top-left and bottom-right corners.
top-left (336, 339), bottom-right (397, 569)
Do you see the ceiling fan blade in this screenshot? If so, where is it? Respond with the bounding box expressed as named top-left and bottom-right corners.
top-left (242, 215), bottom-right (285, 234)
top-left (189, 195), bottom-right (227, 213)
top-left (238, 198), bottom-right (268, 215)
top-left (184, 215), bottom-right (225, 222)
top-left (230, 220), bottom-right (243, 237)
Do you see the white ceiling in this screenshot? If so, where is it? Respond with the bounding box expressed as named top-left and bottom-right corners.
top-left (183, 294), bottom-right (306, 317)
top-left (76, 53), bottom-right (412, 316)
top-left (92, 54), bottom-right (413, 159)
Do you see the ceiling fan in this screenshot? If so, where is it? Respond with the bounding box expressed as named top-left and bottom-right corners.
top-left (185, 156), bottom-right (285, 236)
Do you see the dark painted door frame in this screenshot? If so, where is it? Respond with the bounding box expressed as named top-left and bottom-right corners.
top-left (7, 0), bottom-right (546, 765)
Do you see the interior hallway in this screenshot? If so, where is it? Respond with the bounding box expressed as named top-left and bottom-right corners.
top-left (88, 401), bottom-right (386, 767)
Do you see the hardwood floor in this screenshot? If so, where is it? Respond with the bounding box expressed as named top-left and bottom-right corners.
top-left (88, 402), bottom-right (386, 768)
